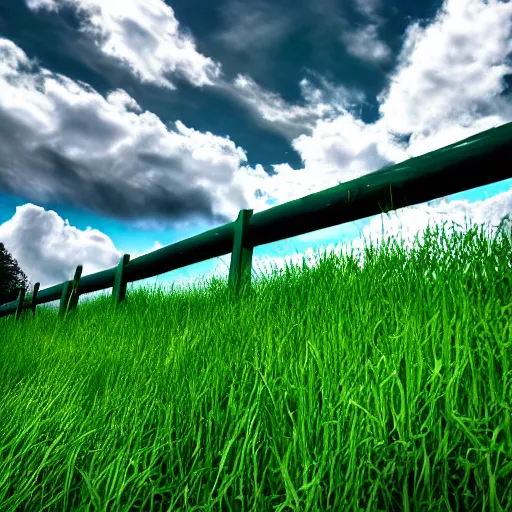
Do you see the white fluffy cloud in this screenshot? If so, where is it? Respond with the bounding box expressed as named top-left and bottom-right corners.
top-left (215, 0), bottom-right (512, 211)
top-left (254, 0), bottom-right (512, 206)
top-left (377, 0), bottom-right (512, 154)
top-left (25, 0), bottom-right (221, 89)
top-left (0, 204), bottom-right (192, 305)
top-left (0, 204), bottom-right (122, 291)
top-left (243, 111), bottom-right (408, 206)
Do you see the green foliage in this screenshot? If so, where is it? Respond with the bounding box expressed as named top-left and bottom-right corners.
top-left (0, 242), bottom-right (31, 306)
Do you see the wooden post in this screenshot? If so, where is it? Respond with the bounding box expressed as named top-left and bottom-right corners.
top-left (15, 287), bottom-right (26, 322)
top-left (67, 265), bottom-right (82, 313)
top-left (30, 282), bottom-right (40, 318)
top-left (228, 209), bottom-right (254, 298)
top-left (22, 282), bottom-right (40, 319)
top-left (59, 281), bottom-right (72, 318)
top-left (113, 254), bottom-right (130, 307)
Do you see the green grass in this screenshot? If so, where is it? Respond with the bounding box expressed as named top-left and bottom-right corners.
top-left (1, 215), bottom-right (511, 511)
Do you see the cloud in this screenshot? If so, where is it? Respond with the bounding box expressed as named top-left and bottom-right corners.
top-left (216, 0), bottom-right (295, 53)
top-left (6, 0), bottom-right (512, 222)
top-left (217, 72), bottom-right (368, 140)
top-left (180, 0), bottom-right (512, 218)
top-left (353, 0), bottom-right (381, 19)
top-left (0, 204), bottom-right (122, 291)
top-left (0, 38), bottom-right (272, 230)
top-left (340, 24), bottom-right (392, 64)
top-left (25, 0), bottom-right (56, 10)
top-left (228, 0), bottom-right (511, 159)
top-left (253, 0), bottom-right (512, 206)
top-left (377, 0), bottom-right (512, 154)
top-left (292, 112), bottom-right (404, 179)
top-left (298, 0), bottom-right (391, 64)
top-left (0, 204), bottom-right (195, 304)
top-left (248, 115), bottom-right (407, 206)
top-left (0, 203), bottom-right (223, 303)
top-left (25, 0), bottom-right (221, 89)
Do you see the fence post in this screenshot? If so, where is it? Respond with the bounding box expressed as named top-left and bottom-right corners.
top-left (30, 282), bottom-right (40, 318)
top-left (228, 209), bottom-right (254, 299)
top-left (59, 281), bottom-right (72, 318)
top-left (15, 287), bottom-right (26, 322)
top-left (113, 254), bottom-right (130, 308)
top-left (59, 265), bottom-right (82, 319)
top-left (67, 265), bottom-right (82, 314)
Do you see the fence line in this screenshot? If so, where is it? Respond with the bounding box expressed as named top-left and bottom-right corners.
top-left (1, 120), bottom-right (512, 321)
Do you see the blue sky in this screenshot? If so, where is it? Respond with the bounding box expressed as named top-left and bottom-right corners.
top-left (0, 0), bottom-right (512, 306)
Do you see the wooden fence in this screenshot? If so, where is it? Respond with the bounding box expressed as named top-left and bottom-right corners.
top-left (1, 120), bottom-right (512, 321)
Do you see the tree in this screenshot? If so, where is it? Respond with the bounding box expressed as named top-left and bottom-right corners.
top-left (0, 242), bottom-right (31, 306)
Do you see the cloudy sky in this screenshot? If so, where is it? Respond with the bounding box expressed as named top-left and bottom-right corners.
top-left (0, 0), bottom-right (512, 306)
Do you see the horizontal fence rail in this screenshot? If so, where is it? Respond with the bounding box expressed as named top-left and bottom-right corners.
top-left (1, 120), bottom-right (512, 321)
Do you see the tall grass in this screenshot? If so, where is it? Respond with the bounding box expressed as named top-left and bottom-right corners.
top-left (0, 215), bottom-right (511, 511)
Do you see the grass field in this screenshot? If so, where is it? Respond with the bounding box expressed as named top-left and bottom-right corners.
top-left (0, 215), bottom-right (511, 511)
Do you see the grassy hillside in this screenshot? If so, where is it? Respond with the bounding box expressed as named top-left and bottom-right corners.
top-left (0, 217), bottom-right (511, 511)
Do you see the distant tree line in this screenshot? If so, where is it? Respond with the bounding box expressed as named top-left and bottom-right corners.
top-left (0, 242), bottom-right (31, 307)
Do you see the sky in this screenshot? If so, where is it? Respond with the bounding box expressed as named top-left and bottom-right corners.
top-left (0, 0), bottom-right (512, 307)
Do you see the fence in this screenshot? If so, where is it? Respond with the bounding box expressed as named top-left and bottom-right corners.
top-left (1, 120), bottom-right (512, 322)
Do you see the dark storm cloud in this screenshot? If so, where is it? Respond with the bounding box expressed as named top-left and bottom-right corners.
top-left (0, 39), bottom-right (267, 228)
top-left (0, 132), bottom-right (223, 226)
